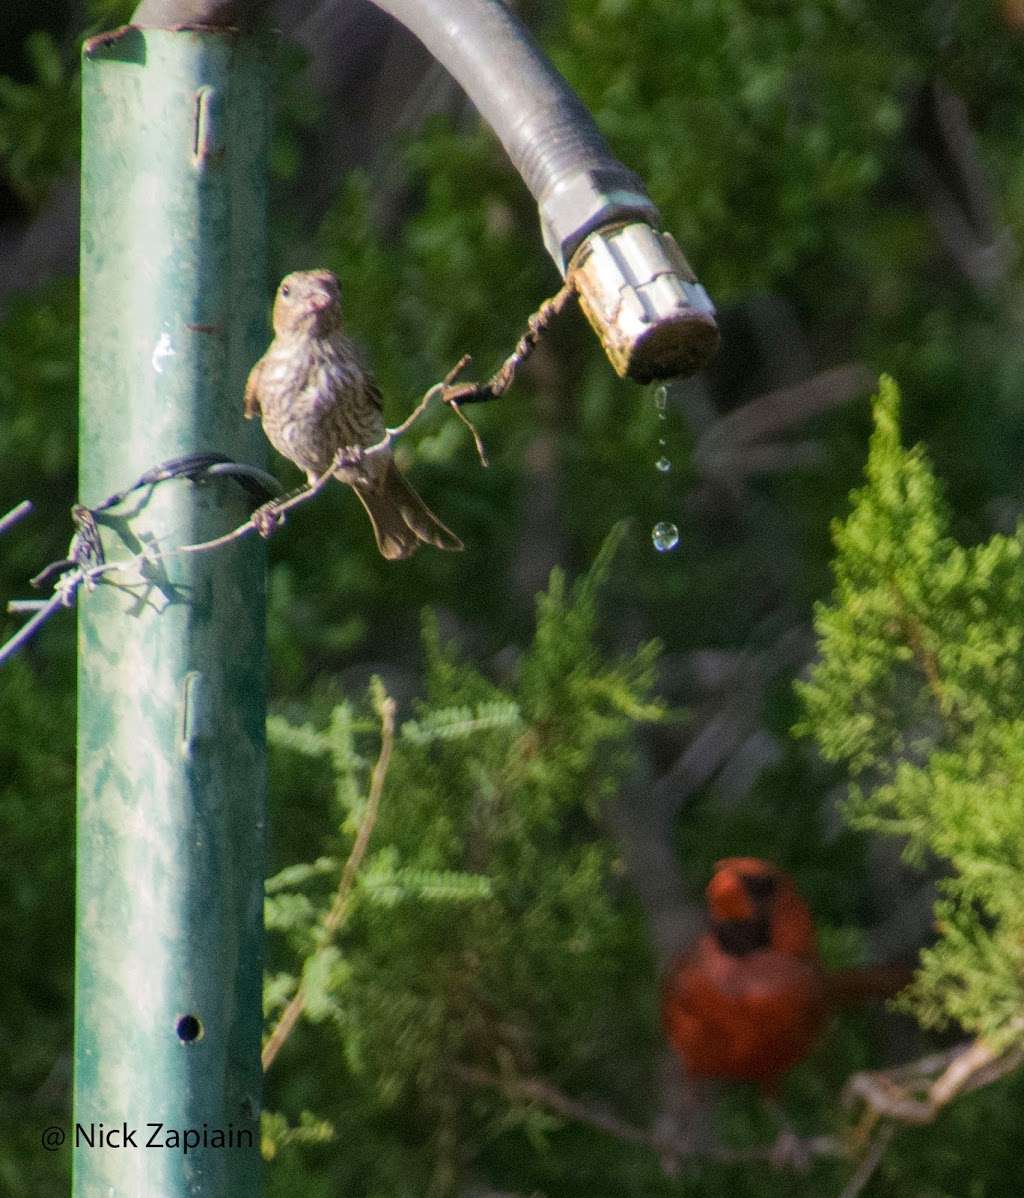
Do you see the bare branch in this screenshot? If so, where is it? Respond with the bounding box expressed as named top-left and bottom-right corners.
top-left (322, 692), bottom-right (396, 939)
top-left (0, 590), bottom-right (69, 667)
top-left (449, 1062), bottom-right (840, 1169)
top-left (0, 501), bottom-right (33, 538)
top-left (843, 1022), bottom-right (1024, 1125)
top-left (837, 1122), bottom-right (895, 1198)
top-left (904, 80), bottom-right (1017, 295)
top-left (180, 355), bottom-right (483, 556)
top-left (443, 281), bottom-right (576, 406)
top-left (0, 367), bottom-right (468, 661)
top-left (262, 691), bottom-right (397, 1074)
top-left (448, 400), bottom-right (489, 467)
top-left (706, 364), bottom-right (875, 449)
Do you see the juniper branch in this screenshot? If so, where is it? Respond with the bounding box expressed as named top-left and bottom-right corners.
top-left (261, 690), bottom-right (397, 1073)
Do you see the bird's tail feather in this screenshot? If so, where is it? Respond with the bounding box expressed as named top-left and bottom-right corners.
top-left (353, 460), bottom-right (463, 560)
top-left (824, 963), bottom-right (914, 1007)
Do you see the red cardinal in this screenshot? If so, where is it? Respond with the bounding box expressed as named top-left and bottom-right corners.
top-left (661, 857), bottom-right (911, 1088)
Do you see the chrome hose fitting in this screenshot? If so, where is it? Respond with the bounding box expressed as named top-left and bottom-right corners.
top-left (568, 221), bottom-right (719, 382)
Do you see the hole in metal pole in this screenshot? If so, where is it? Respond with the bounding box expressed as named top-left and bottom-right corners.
top-left (176, 1013), bottom-right (203, 1043)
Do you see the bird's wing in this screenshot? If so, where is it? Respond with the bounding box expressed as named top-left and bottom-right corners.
top-left (365, 376), bottom-right (385, 414)
top-left (243, 357), bottom-right (264, 419)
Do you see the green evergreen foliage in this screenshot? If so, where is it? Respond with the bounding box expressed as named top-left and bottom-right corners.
top-left (797, 377), bottom-right (1024, 1042)
top-left (0, 33), bottom-right (78, 208)
top-left (4, 1), bottom-right (1024, 1193)
top-left (0, 658), bottom-right (75, 1198)
top-left (556, 0), bottom-right (904, 298)
top-left (0, 286), bottom-right (78, 1198)
top-left (262, 528), bottom-right (665, 1194)
top-left (0, 3), bottom-right (137, 209)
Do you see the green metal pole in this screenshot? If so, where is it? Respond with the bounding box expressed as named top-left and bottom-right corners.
top-left (75, 25), bottom-right (268, 1196)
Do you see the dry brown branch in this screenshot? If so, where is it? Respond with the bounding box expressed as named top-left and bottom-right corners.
top-left (708, 363), bottom-right (875, 447)
top-left (180, 354), bottom-right (481, 556)
top-left (449, 1062), bottom-right (840, 1169)
top-left (901, 608), bottom-right (951, 718)
top-left (261, 690), bottom-right (397, 1073)
top-left (842, 1022), bottom-right (1024, 1125)
top-left (837, 1122), bottom-right (895, 1198)
top-left (693, 363), bottom-right (874, 486)
top-left (443, 281), bottom-right (576, 407)
top-left (904, 80), bottom-right (1016, 294)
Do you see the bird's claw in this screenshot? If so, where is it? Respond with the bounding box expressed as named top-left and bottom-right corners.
top-left (334, 445), bottom-right (370, 483)
top-left (769, 1129), bottom-right (814, 1172)
top-left (253, 502), bottom-right (283, 538)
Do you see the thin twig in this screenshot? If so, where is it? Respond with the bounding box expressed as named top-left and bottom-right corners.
top-left (837, 1122), bottom-right (895, 1198)
top-left (449, 401), bottom-right (489, 466)
top-left (0, 590), bottom-right (69, 666)
top-left (902, 610), bottom-right (950, 718)
top-left (706, 364), bottom-right (875, 449)
top-left (0, 367), bottom-right (469, 660)
top-left (0, 500), bottom-right (33, 537)
top-left (444, 281), bottom-right (576, 406)
top-left (261, 692), bottom-right (397, 1073)
top-left (177, 458), bottom-right (342, 555)
top-left (843, 1022), bottom-right (1024, 1125)
top-left (449, 1063), bottom-right (840, 1168)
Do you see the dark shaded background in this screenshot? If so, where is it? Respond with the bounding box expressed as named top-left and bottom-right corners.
top-left (3, 1), bottom-right (1024, 1194)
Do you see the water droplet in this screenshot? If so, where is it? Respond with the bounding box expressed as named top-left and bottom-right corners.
top-left (658, 436), bottom-right (667, 447)
top-left (655, 456), bottom-right (672, 473)
top-left (651, 521), bottom-right (679, 553)
top-left (654, 385), bottom-right (668, 418)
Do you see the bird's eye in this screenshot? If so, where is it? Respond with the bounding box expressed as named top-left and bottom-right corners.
top-left (280, 284), bottom-right (291, 297)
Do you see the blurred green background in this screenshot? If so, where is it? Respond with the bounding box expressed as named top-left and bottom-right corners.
top-left (3, 1), bottom-right (1024, 1194)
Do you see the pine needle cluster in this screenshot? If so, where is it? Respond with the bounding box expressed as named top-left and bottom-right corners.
top-left (262, 526), bottom-right (663, 1193)
top-left (797, 377), bottom-right (1024, 1042)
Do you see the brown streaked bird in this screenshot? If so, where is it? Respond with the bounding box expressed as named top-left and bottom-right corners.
top-left (244, 269), bottom-right (463, 560)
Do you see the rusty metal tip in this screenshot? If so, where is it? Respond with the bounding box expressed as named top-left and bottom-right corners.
top-left (83, 25), bottom-right (138, 56)
top-left (625, 313), bottom-right (721, 383)
top-left (131, 0), bottom-right (242, 28)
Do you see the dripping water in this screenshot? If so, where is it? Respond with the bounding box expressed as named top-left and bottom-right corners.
top-left (651, 383), bottom-right (678, 553)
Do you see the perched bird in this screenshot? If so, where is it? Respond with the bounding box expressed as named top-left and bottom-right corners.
top-left (245, 268), bottom-right (463, 560)
top-left (661, 857), bottom-right (912, 1089)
